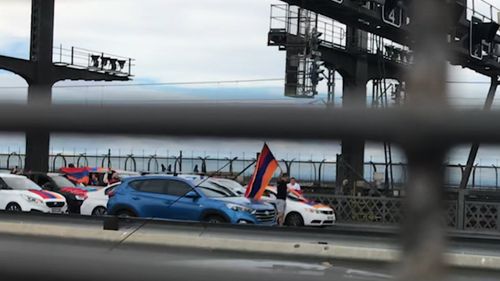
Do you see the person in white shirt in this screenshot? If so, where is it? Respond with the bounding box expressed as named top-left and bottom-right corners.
top-left (287, 177), bottom-right (301, 192)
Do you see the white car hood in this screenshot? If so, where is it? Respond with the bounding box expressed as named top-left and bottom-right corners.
top-left (21, 190), bottom-right (66, 201)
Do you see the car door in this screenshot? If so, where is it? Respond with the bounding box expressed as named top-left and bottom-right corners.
top-left (0, 178), bottom-right (10, 210)
top-left (128, 179), bottom-right (175, 219)
top-left (163, 180), bottom-right (203, 221)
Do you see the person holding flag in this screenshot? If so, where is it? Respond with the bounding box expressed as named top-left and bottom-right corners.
top-left (276, 173), bottom-right (289, 226)
top-left (245, 143), bottom-right (290, 226)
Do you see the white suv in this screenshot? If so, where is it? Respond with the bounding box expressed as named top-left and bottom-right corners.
top-left (0, 174), bottom-right (67, 214)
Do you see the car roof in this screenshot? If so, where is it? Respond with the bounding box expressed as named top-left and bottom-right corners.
top-left (209, 178), bottom-right (238, 184)
top-left (114, 169), bottom-right (139, 173)
top-left (23, 172), bottom-right (44, 175)
top-left (123, 175), bottom-right (192, 183)
top-left (23, 172), bottom-right (63, 177)
top-left (0, 174), bottom-right (27, 179)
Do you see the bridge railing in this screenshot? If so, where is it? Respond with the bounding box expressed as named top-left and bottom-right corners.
top-left (269, 4), bottom-right (411, 65)
top-left (4, 152), bottom-right (500, 189)
top-left (464, 200), bottom-right (500, 230)
top-left (269, 4), bottom-right (346, 48)
top-left (467, 0), bottom-right (500, 27)
top-left (306, 194), bottom-right (500, 231)
top-left (3, 151), bottom-right (500, 190)
top-left (52, 45), bottom-right (135, 77)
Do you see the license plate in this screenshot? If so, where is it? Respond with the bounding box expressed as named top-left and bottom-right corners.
top-left (327, 216), bottom-right (334, 220)
top-left (51, 208), bottom-right (62, 214)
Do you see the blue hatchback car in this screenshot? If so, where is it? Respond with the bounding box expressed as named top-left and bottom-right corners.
top-left (107, 176), bottom-right (276, 225)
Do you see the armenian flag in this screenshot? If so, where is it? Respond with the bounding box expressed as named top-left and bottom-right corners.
top-left (245, 144), bottom-right (279, 200)
top-left (60, 167), bottom-right (90, 185)
top-left (60, 167), bottom-right (108, 185)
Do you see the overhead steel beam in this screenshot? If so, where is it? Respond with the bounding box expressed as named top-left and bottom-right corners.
top-left (0, 56), bottom-right (35, 83)
top-left (281, 0), bottom-right (410, 44)
top-left (52, 65), bottom-right (130, 82)
top-left (281, 0), bottom-right (500, 77)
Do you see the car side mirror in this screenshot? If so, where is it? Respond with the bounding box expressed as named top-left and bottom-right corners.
top-left (185, 191), bottom-right (200, 199)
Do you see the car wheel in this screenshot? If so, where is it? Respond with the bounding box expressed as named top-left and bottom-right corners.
top-left (92, 206), bottom-right (107, 216)
top-left (6, 203), bottom-right (22, 212)
top-left (204, 215), bottom-right (226, 224)
top-left (284, 212), bottom-right (304, 227)
top-left (116, 210), bottom-right (136, 218)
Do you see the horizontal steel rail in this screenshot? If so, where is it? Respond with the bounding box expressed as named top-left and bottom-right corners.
top-left (0, 105), bottom-right (500, 145)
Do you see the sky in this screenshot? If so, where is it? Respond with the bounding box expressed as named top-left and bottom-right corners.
top-left (0, 0), bottom-right (499, 164)
top-left (0, 0), bottom-right (289, 101)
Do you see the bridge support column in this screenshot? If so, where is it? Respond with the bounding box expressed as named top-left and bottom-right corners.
top-left (336, 27), bottom-right (369, 194)
top-left (337, 75), bottom-right (368, 194)
top-left (24, 0), bottom-right (55, 173)
top-left (25, 84), bottom-right (52, 172)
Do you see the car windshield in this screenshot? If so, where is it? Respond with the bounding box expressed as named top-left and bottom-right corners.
top-left (198, 181), bottom-right (236, 198)
top-left (198, 187), bottom-right (229, 198)
top-left (265, 189), bottom-right (307, 202)
top-left (288, 190), bottom-right (308, 202)
top-left (3, 177), bottom-right (41, 191)
top-left (210, 179), bottom-right (246, 195)
top-left (50, 175), bottom-right (76, 187)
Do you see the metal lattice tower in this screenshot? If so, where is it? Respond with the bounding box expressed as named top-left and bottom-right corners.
top-left (268, 0), bottom-right (500, 193)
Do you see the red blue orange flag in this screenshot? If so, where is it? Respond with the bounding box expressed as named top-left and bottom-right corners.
top-left (245, 143), bottom-right (279, 200)
top-left (60, 167), bottom-right (90, 185)
top-left (60, 167), bottom-right (109, 185)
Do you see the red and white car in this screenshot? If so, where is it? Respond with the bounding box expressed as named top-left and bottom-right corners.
top-left (262, 187), bottom-right (335, 227)
top-left (0, 174), bottom-right (67, 214)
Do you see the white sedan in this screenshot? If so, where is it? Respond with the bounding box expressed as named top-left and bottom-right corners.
top-left (0, 174), bottom-right (67, 214)
top-left (80, 184), bottom-right (118, 216)
top-left (262, 187), bottom-right (336, 227)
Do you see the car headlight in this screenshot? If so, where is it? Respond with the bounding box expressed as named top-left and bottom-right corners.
top-left (306, 208), bottom-right (321, 214)
top-left (22, 195), bottom-right (44, 205)
top-left (226, 203), bottom-right (256, 214)
top-left (75, 195), bottom-right (87, 201)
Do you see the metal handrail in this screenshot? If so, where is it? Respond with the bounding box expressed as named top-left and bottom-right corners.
top-left (52, 45), bottom-right (135, 76)
top-left (270, 4), bottom-right (412, 65)
top-left (124, 154), bottom-right (137, 172)
top-left (4, 150), bottom-right (500, 188)
top-left (6, 152), bottom-right (22, 170)
top-left (76, 153), bottom-right (89, 167)
top-left (468, 0), bottom-right (500, 24)
top-left (51, 153), bottom-right (67, 172)
top-left (270, 4), bottom-right (346, 46)
top-left (147, 155), bottom-right (159, 173)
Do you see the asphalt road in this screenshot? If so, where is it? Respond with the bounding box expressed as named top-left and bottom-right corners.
top-left (0, 234), bottom-right (499, 281)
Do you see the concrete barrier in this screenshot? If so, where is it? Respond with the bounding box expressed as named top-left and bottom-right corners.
top-left (0, 216), bottom-right (499, 270)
